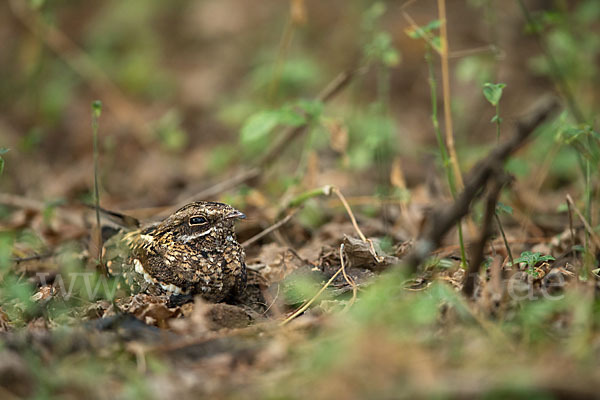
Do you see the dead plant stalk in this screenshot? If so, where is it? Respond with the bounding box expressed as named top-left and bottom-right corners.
top-left (437, 0), bottom-right (463, 191)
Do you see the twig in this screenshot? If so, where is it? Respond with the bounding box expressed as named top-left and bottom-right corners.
top-left (462, 177), bottom-right (503, 297)
top-left (339, 243), bottom-right (358, 311)
top-left (425, 45), bottom-right (467, 268)
top-left (286, 247), bottom-right (312, 266)
top-left (400, 1), bottom-right (501, 59)
top-left (433, 236), bottom-right (553, 257)
top-left (278, 186), bottom-right (376, 324)
top-left (331, 187), bottom-right (383, 263)
top-left (494, 213), bottom-right (514, 267)
top-left (262, 284), bottom-right (280, 316)
top-left (0, 193), bottom-right (82, 226)
top-left (84, 204), bottom-right (140, 228)
top-left (280, 263), bottom-right (345, 326)
top-left (437, 0), bottom-right (464, 191)
top-left (257, 67), bottom-right (365, 168)
top-left (268, 13), bottom-right (296, 101)
top-left (281, 185), bottom-right (382, 263)
top-left (241, 210), bottom-right (298, 248)
top-left (565, 194), bottom-right (600, 250)
top-left (402, 98), bottom-right (560, 273)
top-left (283, 185), bottom-right (333, 211)
top-left (91, 101), bottom-right (104, 269)
top-left (163, 168), bottom-right (261, 216)
top-left (448, 45), bottom-right (502, 59)
top-left (8, 0), bottom-right (153, 143)
top-left (12, 252), bottom-right (53, 264)
top-left (332, 188), bottom-right (366, 242)
top-left (156, 67), bottom-right (360, 216)
top-left (567, 197), bottom-right (576, 255)
top-left (400, 0), bottom-right (440, 54)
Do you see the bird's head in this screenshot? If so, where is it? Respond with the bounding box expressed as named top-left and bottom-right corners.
top-left (150, 201), bottom-right (246, 246)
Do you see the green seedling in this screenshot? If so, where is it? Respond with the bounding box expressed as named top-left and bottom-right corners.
top-left (0, 148), bottom-right (9, 175)
top-left (512, 251), bottom-right (555, 277)
top-left (482, 82), bottom-right (506, 142)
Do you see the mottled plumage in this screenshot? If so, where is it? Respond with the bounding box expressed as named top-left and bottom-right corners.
top-left (106, 202), bottom-right (247, 302)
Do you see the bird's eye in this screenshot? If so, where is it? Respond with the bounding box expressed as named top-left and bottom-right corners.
top-left (189, 216), bottom-right (208, 225)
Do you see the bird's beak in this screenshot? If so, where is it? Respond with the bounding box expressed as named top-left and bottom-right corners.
top-left (225, 210), bottom-right (246, 220)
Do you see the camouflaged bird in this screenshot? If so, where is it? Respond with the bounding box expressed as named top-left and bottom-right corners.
top-left (106, 202), bottom-right (247, 303)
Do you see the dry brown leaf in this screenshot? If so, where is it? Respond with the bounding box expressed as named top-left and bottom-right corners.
top-left (302, 150), bottom-right (319, 190)
top-left (117, 294), bottom-right (181, 328)
top-left (291, 0), bottom-right (307, 25)
top-left (325, 119), bottom-right (349, 155)
top-left (390, 157), bottom-right (407, 189)
top-left (342, 235), bottom-right (400, 271)
top-left (0, 308), bottom-right (9, 332)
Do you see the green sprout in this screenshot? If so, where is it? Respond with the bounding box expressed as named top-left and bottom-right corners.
top-left (512, 251), bottom-right (555, 277)
top-left (0, 148), bottom-right (9, 175)
top-left (482, 82), bottom-right (506, 142)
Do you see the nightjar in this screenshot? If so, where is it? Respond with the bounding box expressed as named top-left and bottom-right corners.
top-left (106, 201), bottom-right (247, 303)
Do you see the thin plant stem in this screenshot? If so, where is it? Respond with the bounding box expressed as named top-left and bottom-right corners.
top-left (494, 213), bottom-right (514, 266)
top-left (8, 0), bottom-right (152, 144)
top-left (242, 210), bottom-right (298, 248)
top-left (92, 100), bottom-right (103, 267)
top-left (484, 0), bottom-right (501, 80)
top-left (426, 48), bottom-right (467, 268)
top-left (268, 17), bottom-right (295, 102)
top-left (585, 160), bottom-right (592, 228)
top-left (339, 243), bottom-right (358, 312)
top-left (566, 194), bottom-right (600, 250)
top-left (584, 159), bottom-right (593, 277)
top-left (437, 0), bottom-right (464, 190)
top-left (280, 263), bottom-right (343, 326)
top-left (567, 198), bottom-right (575, 257)
top-left (495, 103), bottom-right (501, 142)
top-left (515, 0), bottom-right (585, 123)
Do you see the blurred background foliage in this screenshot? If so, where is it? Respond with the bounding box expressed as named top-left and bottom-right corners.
top-left (0, 0), bottom-right (596, 209)
top-left (1, 0), bottom-right (600, 398)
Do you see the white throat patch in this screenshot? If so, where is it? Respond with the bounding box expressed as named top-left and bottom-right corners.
top-left (178, 227), bottom-right (213, 243)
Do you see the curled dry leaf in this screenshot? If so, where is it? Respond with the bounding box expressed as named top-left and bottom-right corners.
top-left (0, 308), bottom-right (10, 332)
top-left (325, 119), bottom-right (349, 154)
top-left (116, 294), bottom-right (181, 328)
top-left (342, 235), bottom-right (401, 271)
top-left (291, 0), bottom-right (307, 25)
top-left (251, 242), bottom-right (303, 283)
top-left (390, 157), bottom-right (407, 189)
top-left (31, 285), bottom-right (55, 302)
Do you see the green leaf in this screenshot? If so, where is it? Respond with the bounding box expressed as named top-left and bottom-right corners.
top-left (0, 148), bottom-right (8, 175)
top-left (362, 2), bottom-right (386, 32)
top-left (276, 106), bottom-right (307, 127)
top-left (240, 111), bottom-right (280, 147)
top-left (482, 82), bottom-right (506, 106)
top-left (28, 0), bottom-right (45, 9)
top-left (431, 37), bottom-right (441, 52)
top-left (490, 115), bottom-right (502, 124)
top-left (382, 48), bottom-right (401, 67)
top-left (296, 99), bottom-right (324, 120)
top-left (92, 100), bottom-right (103, 118)
top-left (155, 110), bottom-right (188, 151)
top-left (556, 123), bottom-right (600, 165)
top-left (513, 251), bottom-right (555, 268)
top-left (495, 202), bottom-right (513, 215)
top-left (406, 19), bottom-right (441, 39)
